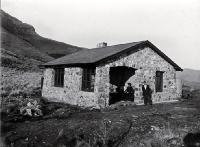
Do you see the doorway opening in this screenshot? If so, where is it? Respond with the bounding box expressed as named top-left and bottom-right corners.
top-left (109, 66), bottom-right (136, 105)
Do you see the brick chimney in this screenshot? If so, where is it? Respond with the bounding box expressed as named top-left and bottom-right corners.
top-left (97, 42), bottom-right (107, 48)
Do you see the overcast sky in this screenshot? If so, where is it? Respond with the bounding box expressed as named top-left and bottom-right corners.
top-left (2, 0), bottom-right (200, 70)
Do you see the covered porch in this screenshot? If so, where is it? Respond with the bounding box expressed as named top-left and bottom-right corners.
top-left (109, 66), bottom-right (137, 105)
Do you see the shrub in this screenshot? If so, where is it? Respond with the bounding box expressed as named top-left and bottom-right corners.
top-left (152, 122), bottom-right (184, 146)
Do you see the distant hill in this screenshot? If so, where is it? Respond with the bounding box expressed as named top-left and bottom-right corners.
top-left (177, 68), bottom-right (200, 90)
top-left (1, 10), bottom-right (85, 63)
top-left (177, 68), bottom-right (200, 82)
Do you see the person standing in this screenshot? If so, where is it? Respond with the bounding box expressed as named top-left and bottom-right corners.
top-left (125, 83), bottom-right (135, 102)
top-left (142, 81), bottom-right (152, 105)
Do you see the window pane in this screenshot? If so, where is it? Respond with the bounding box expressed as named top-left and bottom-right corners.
top-left (54, 68), bottom-right (64, 87)
top-left (58, 69), bottom-right (60, 85)
top-left (156, 71), bottom-right (163, 92)
top-left (82, 68), bottom-right (95, 92)
top-left (61, 69), bottom-right (64, 86)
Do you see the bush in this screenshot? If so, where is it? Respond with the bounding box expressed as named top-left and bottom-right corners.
top-left (1, 96), bottom-right (43, 124)
top-left (19, 99), bottom-right (43, 117)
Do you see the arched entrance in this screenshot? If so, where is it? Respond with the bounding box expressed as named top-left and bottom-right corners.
top-left (109, 66), bottom-right (137, 105)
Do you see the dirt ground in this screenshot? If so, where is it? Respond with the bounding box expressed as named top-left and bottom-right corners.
top-left (1, 90), bottom-right (200, 147)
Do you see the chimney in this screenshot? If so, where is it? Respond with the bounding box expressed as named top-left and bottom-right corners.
top-left (97, 42), bottom-right (107, 48)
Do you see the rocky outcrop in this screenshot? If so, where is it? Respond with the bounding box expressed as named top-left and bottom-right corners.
top-left (1, 10), bottom-right (85, 62)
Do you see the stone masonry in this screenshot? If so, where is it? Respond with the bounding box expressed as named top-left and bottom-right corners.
top-left (42, 47), bottom-right (182, 108)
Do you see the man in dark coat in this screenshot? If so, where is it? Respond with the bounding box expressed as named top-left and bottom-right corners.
top-left (125, 83), bottom-right (135, 102)
top-left (142, 81), bottom-right (152, 105)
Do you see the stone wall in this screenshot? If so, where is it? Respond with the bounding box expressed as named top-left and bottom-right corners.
top-left (42, 68), bottom-right (98, 108)
top-left (42, 46), bottom-right (181, 108)
top-left (96, 47), bottom-right (181, 106)
top-left (95, 66), bottom-right (110, 108)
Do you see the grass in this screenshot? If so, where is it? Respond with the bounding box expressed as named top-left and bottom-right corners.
top-left (1, 89), bottom-right (200, 147)
top-left (1, 66), bottom-right (42, 106)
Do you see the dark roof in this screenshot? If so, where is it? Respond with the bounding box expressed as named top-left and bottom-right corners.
top-left (43, 40), bottom-right (183, 71)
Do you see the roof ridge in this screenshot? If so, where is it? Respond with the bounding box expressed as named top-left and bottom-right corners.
top-left (90, 40), bottom-right (147, 50)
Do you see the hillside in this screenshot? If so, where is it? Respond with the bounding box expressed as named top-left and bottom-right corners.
top-left (1, 10), bottom-right (85, 97)
top-left (177, 68), bottom-right (200, 82)
top-left (1, 27), bottom-right (54, 63)
top-left (177, 68), bottom-right (200, 90)
top-left (1, 9), bottom-right (85, 62)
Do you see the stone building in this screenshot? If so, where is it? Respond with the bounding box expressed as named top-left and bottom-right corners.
top-left (42, 40), bottom-right (183, 108)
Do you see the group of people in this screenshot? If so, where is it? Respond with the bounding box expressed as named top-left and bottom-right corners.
top-left (116, 81), bottom-right (153, 105)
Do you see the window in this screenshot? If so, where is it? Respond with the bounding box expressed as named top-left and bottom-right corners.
top-left (82, 68), bottom-right (95, 92)
top-left (54, 68), bottom-right (64, 87)
top-left (155, 71), bottom-right (163, 92)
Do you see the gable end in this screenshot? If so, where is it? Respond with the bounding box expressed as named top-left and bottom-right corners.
top-left (95, 40), bottom-right (183, 71)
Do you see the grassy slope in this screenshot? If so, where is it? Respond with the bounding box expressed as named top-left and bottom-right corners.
top-left (1, 48), bottom-right (42, 71)
top-left (1, 28), bottom-right (53, 62)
